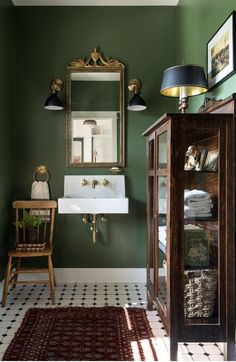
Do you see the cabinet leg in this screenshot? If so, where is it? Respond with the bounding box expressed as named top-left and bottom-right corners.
top-left (224, 341), bottom-right (236, 361)
top-left (147, 290), bottom-right (153, 311)
top-left (170, 339), bottom-right (178, 361)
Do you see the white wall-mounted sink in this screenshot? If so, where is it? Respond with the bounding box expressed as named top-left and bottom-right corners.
top-left (58, 175), bottom-right (129, 214)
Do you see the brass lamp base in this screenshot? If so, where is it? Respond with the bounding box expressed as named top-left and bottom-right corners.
top-left (178, 97), bottom-right (189, 113)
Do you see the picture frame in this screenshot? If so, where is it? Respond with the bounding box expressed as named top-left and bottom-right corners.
top-left (184, 145), bottom-right (207, 171)
top-left (204, 150), bottom-right (219, 172)
top-left (207, 11), bottom-right (236, 90)
top-left (198, 148), bottom-right (208, 171)
top-left (184, 229), bottom-right (210, 268)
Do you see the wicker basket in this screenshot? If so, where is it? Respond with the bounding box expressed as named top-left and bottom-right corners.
top-left (184, 269), bottom-right (217, 318)
top-left (16, 243), bottom-right (46, 252)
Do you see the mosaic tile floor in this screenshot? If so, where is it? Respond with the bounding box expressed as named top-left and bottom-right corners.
top-left (0, 283), bottom-right (225, 361)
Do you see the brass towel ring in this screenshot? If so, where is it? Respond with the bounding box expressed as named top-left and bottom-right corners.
top-left (33, 165), bottom-right (49, 182)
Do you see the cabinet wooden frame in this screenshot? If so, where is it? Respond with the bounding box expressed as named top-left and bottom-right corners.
top-left (143, 109), bottom-right (235, 361)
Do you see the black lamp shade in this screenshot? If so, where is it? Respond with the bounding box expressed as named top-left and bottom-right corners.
top-left (160, 64), bottom-right (208, 98)
top-left (44, 93), bottom-right (64, 110)
top-left (127, 94), bottom-right (147, 111)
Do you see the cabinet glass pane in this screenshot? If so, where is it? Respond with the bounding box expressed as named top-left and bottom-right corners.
top-left (149, 139), bottom-right (155, 170)
top-left (148, 176), bottom-right (155, 286)
top-left (158, 132), bottom-right (167, 169)
top-left (157, 175), bottom-right (167, 309)
top-left (183, 128), bottom-right (219, 325)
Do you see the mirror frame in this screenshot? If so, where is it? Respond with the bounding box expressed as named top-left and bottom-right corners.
top-left (66, 48), bottom-right (125, 168)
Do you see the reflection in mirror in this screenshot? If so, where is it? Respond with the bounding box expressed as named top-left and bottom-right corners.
top-left (72, 112), bottom-right (119, 163)
top-left (66, 48), bottom-right (125, 167)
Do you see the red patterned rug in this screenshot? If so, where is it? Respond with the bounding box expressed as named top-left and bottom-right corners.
top-left (3, 307), bottom-right (158, 361)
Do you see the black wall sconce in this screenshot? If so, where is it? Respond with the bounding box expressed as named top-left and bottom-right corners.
top-left (127, 78), bottom-right (147, 111)
top-left (160, 64), bottom-right (208, 113)
top-left (44, 78), bottom-right (64, 110)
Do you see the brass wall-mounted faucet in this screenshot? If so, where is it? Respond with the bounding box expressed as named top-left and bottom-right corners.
top-left (102, 178), bottom-right (109, 186)
top-left (80, 178), bottom-right (88, 186)
top-left (92, 179), bottom-right (98, 189)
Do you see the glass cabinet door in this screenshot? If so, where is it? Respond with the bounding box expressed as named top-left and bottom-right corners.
top-left (147, 137), bottom-right (155, 288)
top-left (156, 130), bottom-right (168, 312)
top-left (183, 128), bottom-right (219, 325)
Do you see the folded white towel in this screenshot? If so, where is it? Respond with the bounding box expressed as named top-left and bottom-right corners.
top-left (158, 225), bottom-right (167, 242)
top-left (186, 199), bottom-right (213, 207)
top-left (187, 203), bottom-right (213, 210)
top-left (158, 198), bottom-right (166, 214)
top-left (184, 189), bottom-right (210, 202)
top-left (184, 205), bottom-right (212, 214)
top-left (31, 181), bottom-right (50, 200)
top-left (184, 209), bottom-right (212, 218)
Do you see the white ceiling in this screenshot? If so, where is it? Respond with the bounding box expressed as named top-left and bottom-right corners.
top-left (12, 0), bottom-right (179, 6)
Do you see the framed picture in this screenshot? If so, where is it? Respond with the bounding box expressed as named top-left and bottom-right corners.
top-left (72, 137), bottom-right (84, 163)
top-left (184, 229), bottom-right (210, 268)
top-left (207, 11), bottom-right (236, 90)
top-left (198, 148), bottom-right (208, 171)
top-left (184, 145), bottom-right (207, 171)
top-left (204, 150), bottom-right (218, 172)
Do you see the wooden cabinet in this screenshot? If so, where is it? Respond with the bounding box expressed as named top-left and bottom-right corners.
top-left (143, 111), bottom-right (235, 361)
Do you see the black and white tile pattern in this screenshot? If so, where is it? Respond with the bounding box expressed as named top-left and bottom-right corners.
top-left (0, 283), bottom-right (224, 361)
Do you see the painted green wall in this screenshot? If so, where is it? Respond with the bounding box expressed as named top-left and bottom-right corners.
top-left (13, 7), bottom-right (177, 268)
top-left (0, 0), bottom-right (14, 279)
top-left (2, 1), bottom-right (234, 274)
top-left (176, 0), bottom-right (236, 112)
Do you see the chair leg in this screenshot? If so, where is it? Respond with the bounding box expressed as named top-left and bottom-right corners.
top-left (2, 256), bottom-right (12, 307)
top-left (53, 269), bottom-right (56, 287)
top-left (48, 255), bottom-right (55, 305)
top-left (13, 257), bottom-right (21, 288)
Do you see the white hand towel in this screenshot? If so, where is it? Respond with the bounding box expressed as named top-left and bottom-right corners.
top-left (31, 181), bottom-right (50, 221)
top-left (31, 181), bottom-right (50, 200)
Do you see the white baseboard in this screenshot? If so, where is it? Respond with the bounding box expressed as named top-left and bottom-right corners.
top-left (55, 268), bottom-right (146, 283)
top-left (0, 268), bottom-right (146, 291)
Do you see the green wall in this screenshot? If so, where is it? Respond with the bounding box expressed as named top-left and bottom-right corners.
top-left (1, 1), bottom-right (234, 275)
top-left (176, 0), bottom-right (236, 112)
top-left (0, 0), bottom-right (14, 279)
top-left (13, 7), bottom-right (177, 268)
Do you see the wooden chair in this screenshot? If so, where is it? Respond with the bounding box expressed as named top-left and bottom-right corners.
top-left (2, 200), bottom-right (57, 307)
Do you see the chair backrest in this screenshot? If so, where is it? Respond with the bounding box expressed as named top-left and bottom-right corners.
top-left (13, 200), bottom-right (57, 250)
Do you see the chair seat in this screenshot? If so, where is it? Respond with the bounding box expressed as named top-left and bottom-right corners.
top-left (9, 247), bottom-right (52, 257)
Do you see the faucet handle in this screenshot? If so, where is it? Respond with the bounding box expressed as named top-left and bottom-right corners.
top-left (102, 178), bottom-right (109, 186)
top-left (80, 178), bottom-right (88, 186)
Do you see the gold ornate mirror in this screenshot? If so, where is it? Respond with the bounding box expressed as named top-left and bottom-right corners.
top-left (66, 48), bottom-right (125, 167)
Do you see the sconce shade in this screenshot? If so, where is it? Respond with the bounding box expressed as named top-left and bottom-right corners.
top-left (160, 64), bottom-right (208, 98)
top-left (44, 78), bottom-right (64, 111)
top-left (83, 119), bottom-right (97, 128)
top-left (127, 78), bottom-right (147, 111)
top-left (44, 93), bottom-right (64, 110)
top-left (127, 94), bottom-right (147, 111)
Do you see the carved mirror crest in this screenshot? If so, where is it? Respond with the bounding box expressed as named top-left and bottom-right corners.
top-left (66, 48), bottom-right (125, 167)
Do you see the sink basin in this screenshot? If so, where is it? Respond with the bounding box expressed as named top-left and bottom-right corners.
top-left (58, 175), bottom-right (129, 214)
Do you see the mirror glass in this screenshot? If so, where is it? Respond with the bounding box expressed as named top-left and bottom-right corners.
top-left (66, 49), bottom-right (125, 167)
